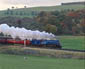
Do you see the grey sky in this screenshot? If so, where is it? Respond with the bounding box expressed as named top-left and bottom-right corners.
top-left (0, 0), bottom-right (84, 10)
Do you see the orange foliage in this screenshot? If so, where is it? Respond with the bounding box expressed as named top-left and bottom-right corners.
top-left (67, 12), bottom-right (79, 17)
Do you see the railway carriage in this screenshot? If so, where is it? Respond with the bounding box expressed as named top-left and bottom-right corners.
top-left (0, 36), bottom-right (62, 49)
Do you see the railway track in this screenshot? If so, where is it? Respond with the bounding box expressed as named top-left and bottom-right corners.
top-left (33, 47), bottom-right (85, 52)
top-left (57, 49), bottom-right (85, 52)
top-left (42, 48), bottom-right (85, 52)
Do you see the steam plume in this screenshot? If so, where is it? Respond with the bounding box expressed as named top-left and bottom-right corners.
top-left (0, 24), bottom-right (55, 40)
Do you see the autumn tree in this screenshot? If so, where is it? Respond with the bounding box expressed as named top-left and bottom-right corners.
top-left (44, 24), bottom-right (57, 34)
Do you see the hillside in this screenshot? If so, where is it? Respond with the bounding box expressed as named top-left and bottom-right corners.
top-left (0, 4), bottom-right (84, 18)
top-left (0, 16), bottom-right (43, 31)
top-left (0, 4), bottom-right (85, 35)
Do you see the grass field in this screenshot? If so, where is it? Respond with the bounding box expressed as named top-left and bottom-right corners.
top-left (0, 54), bottom-right (85, 69)
top-left (59, 36), bottom-right (85, 50)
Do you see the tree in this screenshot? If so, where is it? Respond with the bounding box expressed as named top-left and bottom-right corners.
top-left (12, 6), bottom-right (14, 9)
top-left (5, 8), bottom-right (10, 15)
top-left (17, 19), bottom-right (22, 28)
top-left (31, 11), bottom-right (35, 16)
top-left (15, 12), bottom-right (19, 15)
top-left (45, 24), bottom-right (57, 34)
top-left (24, 6), bottom-right (27, 8)
top-left (10, 10), bottom-right (13, 15)
top-left (80, 19), bottom-right (85, 33)
top-left (19, 11), bottom-right (23, 15)
top-left (51, 11), bottom-right (60, 16)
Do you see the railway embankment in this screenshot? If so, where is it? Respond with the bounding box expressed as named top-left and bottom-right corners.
top-left (0, 46), bottom-right (85, 59)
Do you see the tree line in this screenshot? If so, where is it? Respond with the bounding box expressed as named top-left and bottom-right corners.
top-left (4, 8), bottom-right (38, 16)
top-left (35, 9), bottom-right (85, 35)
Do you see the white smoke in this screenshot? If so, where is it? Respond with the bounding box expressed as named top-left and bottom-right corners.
top-left (0, 24), bottom-right (55, 40)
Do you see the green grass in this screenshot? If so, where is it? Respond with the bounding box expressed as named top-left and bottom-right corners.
top-left (0, 4), bottom-right (84, 18)
top-left (0, 54), bottom-right (85, 69)
top-left (59, 36), bottom-right (85, 50)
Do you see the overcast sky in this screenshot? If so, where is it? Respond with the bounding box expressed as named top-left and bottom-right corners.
top-left (0, 0), bottom-right (84, 10)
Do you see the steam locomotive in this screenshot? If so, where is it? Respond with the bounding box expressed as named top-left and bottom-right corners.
top-left (0, 36), bottom-right (62, 49)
